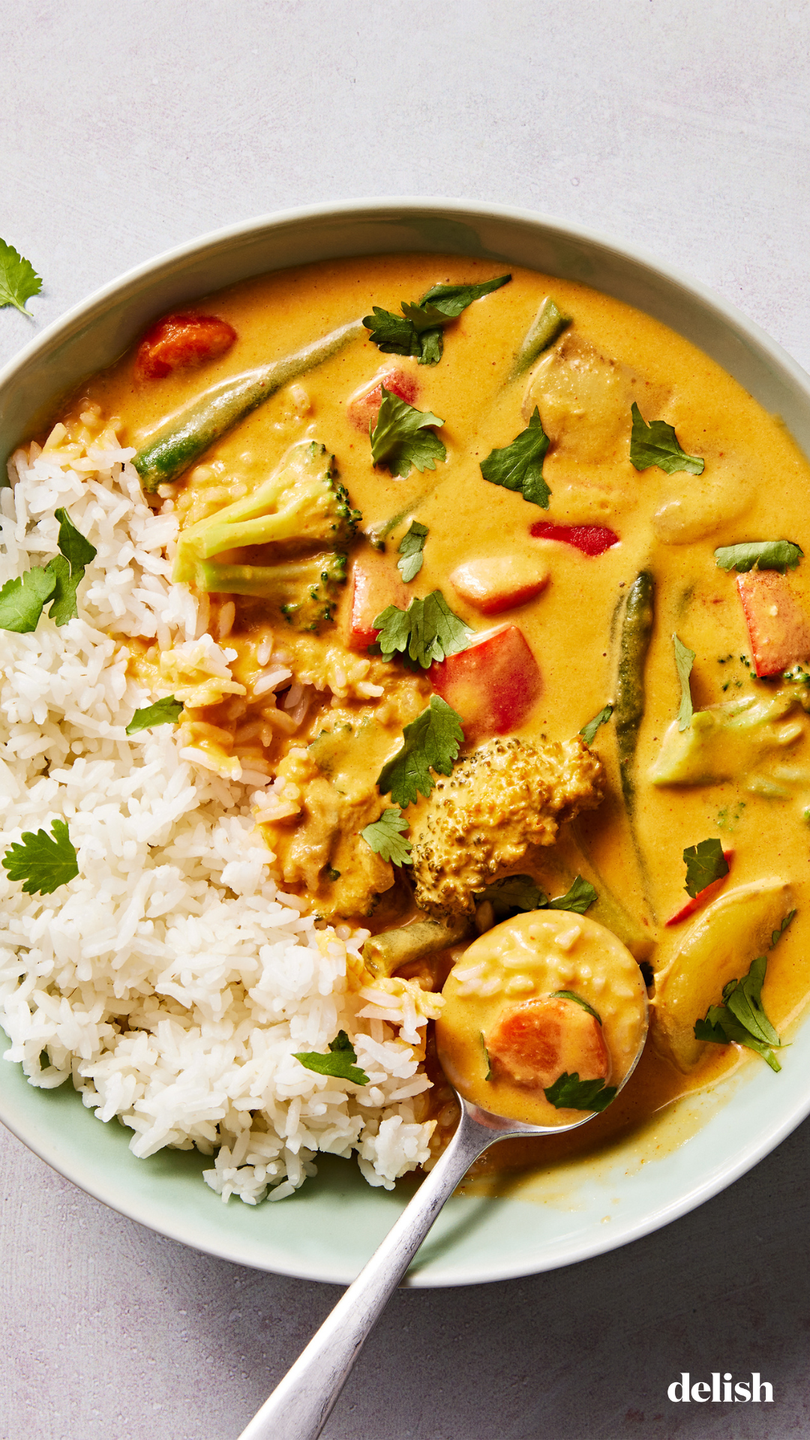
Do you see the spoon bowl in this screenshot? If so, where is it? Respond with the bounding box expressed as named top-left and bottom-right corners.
top-left (238, 985), bottom-right (648, 1440)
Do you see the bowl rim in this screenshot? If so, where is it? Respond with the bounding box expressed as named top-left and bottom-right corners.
top-left (2, 195), bottom-right (810, 1287)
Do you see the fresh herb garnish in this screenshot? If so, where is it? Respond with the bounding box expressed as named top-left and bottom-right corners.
top-left (293, 1030), bottom-right (369, 1085)
top-left (377, 696), bottom-right (464, 807)
top-left (629, 403), bottom-right (705, 475)
top-left (0, 508), bottom-right (96, 632)
top-left (369, 390), bottom-right (446, 477)
top-left (579, 703), bottom-right (613, 745)
top-left (0, 237), bottom-right (42, 316)
top-left (544, 1072), bottom-right (617, 1113)
top-left (397, 520), bottom-right (429, 583)
top-left (480, 407), bottom-right (551, 509)
top-left (694, 953), bottom-right (784, 1072)
top-left (550, 990), bottom-right (603, 1024)
top-left (682, 838), bottom-right (729, 898)
top-left (360, 807), bottom-right (413, 865)
top-left (546, 876), bottom-right (597, 915)
top-left (474, 873), bottom-right (596, 919)
top-left (771, 909), bottom-right (796, 948)
top-left (2, 818), bottom-right (79, 895)
top-left (373, 589), bottom-right (473, 669)
top-left (714, 540), bottom-right (803, 574)
top-left (363, 273), bottom-right (511, 366)
top-left (481, 1032), bottom-right (493, 1081)
top-left (126, 695), bottom-right (184, 735)
top-left (673, 634), bottom-right (696, 733)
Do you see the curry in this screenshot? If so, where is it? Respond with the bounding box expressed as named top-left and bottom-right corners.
top-left (56, 250), bottom-right (810, 1160)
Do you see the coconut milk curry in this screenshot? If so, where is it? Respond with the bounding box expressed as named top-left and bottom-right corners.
top-left (59, 253), bottom-right (810, 1163)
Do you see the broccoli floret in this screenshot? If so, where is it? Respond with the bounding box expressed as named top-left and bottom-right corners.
top-left (173, 440), bottom-right (361, 582)
top-left (408, 735), bottom-right (605, 923)
top-left (194, 550), bottom-right (347, 632)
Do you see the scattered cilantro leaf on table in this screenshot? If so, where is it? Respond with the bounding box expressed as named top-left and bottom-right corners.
top-left (683, 837), bottom-right (729, 898)
top-left (629, 402), bottom-right (704, 475)
top-left (544, 1072), bottom-right (617, 1113)
top-left (550, 990), bottom-right (603, 1024)
top-left (377, 696), bottom-right (464, 807)
top-left (360, 807), bottom-right (412, 865)
top-left (579, 703), bottom-right (613, 745)
top-left (374, 590), bottom-right (473, 668)
top-left (363, 274), bottom-right (511, 366)
top-left (293, 1030), bottom-right (369, 1085)
top-left (0, 238), bottom-right (42, 316)
top-left (370, 390), bottom-right (446, 477)
top-left (673, 633), bottom-right (696, 733)
top-left (480, 407), bottom-right (551, 508)
top-left (547, 876), bottom-right (597, 915)
top-left (397, 520), bottom-right (429, 582)
top-left (2, 818), bottom-right (78, 895)
top-left (126, 695), bottom-right (184, 735)
top-left (714, 540), bottom-right (803, 574)
top-left (0, 567), bottom-right (57, 632)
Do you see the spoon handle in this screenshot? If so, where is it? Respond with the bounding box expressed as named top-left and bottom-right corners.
top-left (236, 1110), bottom-right (491, 1440)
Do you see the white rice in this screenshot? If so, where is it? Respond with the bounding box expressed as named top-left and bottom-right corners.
top-left (0, 431), bottom-right (438, 1202)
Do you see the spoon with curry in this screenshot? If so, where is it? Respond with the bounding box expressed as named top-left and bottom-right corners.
top-left (237, 909), bottom-right (649, 1440)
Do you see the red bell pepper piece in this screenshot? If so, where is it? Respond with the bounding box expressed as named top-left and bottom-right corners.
top-left (736, 570), bottom-right (810, 677)
top-left (530, 522), bottom-right (619, 556)
top-left (347, 368), bottom-right (418, 431)
top-left (345, 554), bottom-right (411, 650)
top-left (135, 313), bottom-right (237, 381)
top-left (431, 625), bottom-right (542, 743)
top-left (450, 556), bottom-right (550, 615)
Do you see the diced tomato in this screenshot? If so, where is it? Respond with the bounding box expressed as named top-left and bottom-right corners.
top-left (736, 570), bottom-right (810, 677)
top-left (665, 849), bottom-right (734, 926)
top-left (135, 313), bottom-right (237, 381)
top-left (486, 996), bottom-right (610, 1089)
top-left (345, 553), bottom-right (411, 650)
top-left (530, 521), bottom-right (620, 556)
top-left (450, 556), bottom-right (550, 615)
top-left (430, 625), bottom-right (541, 743)
top-left (346, 368), bottom-right (418, 431)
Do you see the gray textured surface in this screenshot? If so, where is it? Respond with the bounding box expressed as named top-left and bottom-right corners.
top-left (1, 1), bottom-right (810, 1436)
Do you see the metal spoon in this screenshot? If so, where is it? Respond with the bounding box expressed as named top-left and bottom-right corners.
top-left (236, 1003), bottom-right (648, 1440)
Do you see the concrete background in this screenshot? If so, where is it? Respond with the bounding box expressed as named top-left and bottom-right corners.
top-left (1, 1), bottom-right (810, 1435)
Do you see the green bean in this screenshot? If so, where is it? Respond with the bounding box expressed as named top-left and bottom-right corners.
top-left (363, 915), bottom-right (472, 976)
top-left (615, 571), bottom-right (655, 812)
top-left (133, 317), bottom-right (365, 492)
top-left (509, 297), bottom-right (572, 379)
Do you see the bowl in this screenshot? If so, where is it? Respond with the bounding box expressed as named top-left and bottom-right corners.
top-left (2, 199), bottom-right (810, 1287)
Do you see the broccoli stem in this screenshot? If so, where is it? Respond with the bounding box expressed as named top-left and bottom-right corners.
top-left (133, 317), bottom-right (365, 492)
top-left (364, 915), bottom-right (473, 976)
top-left (509, 297), bottom-right (572, 379)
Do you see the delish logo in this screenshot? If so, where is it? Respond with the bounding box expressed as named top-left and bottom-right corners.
top-left (668, 1372), bottom-right (773, 1403)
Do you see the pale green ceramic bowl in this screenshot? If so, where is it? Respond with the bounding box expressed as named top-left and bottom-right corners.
top-left (2, 200), bottom-right (810, 1286)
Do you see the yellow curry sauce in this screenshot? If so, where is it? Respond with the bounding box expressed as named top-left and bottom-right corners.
top-left (59, 252), bottom-right (810, 1171)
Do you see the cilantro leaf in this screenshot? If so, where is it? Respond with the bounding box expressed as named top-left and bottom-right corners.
top-left (550, 990), bottom-right (603, 1024)
top-left (694, 951), bottom-right (784, 1072)
top-left (44, 555), bottom-right (81, 626)
top-left (714, 540), bottom-right (803, 574)
top-left (126, 695), bottom-right (184, 735)
top-left (544, 1072), bottom-right (617, 1113)
top-left (476, 874), bottom-right (548, 919)
top-left (629, 403), bottom-right (705, 475)
top-left (2, 818), bottom-right (78, 895)
top-left (377, 696), bottom-right (464, 807)
top-left (373, 589), bottom-right (473, 669)
top-left (0, 566), bottom-right (57, 632)
top-left (293, 1030), bottom-right (369, 1085)
top-left (547, 876), bottom-right (597, 915)
top-left (54, 507), bottom-right (96, 572)
top-left (363, 274), bottom-right (511, 366)
top-left (360, 807), bottom-right (412, 865)
top-left (370, 390), bottom-right (446, 478)
top-left (397, 520), bottom-right (428, 583)
top-left (0, 238), bottom-right (42, 316)
top-left (673, 633), bottom-right (696, 733)
top-left (683, 837), bottom-right (729, 898)
top-left (771, 909), bottom-right (796, 949)
top-left (579, 703), bottom-right (613, 745)
top-left (480, 407), bottom-right (551, 509)
top-left (481, 1033), bottom-right (493, 1081)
